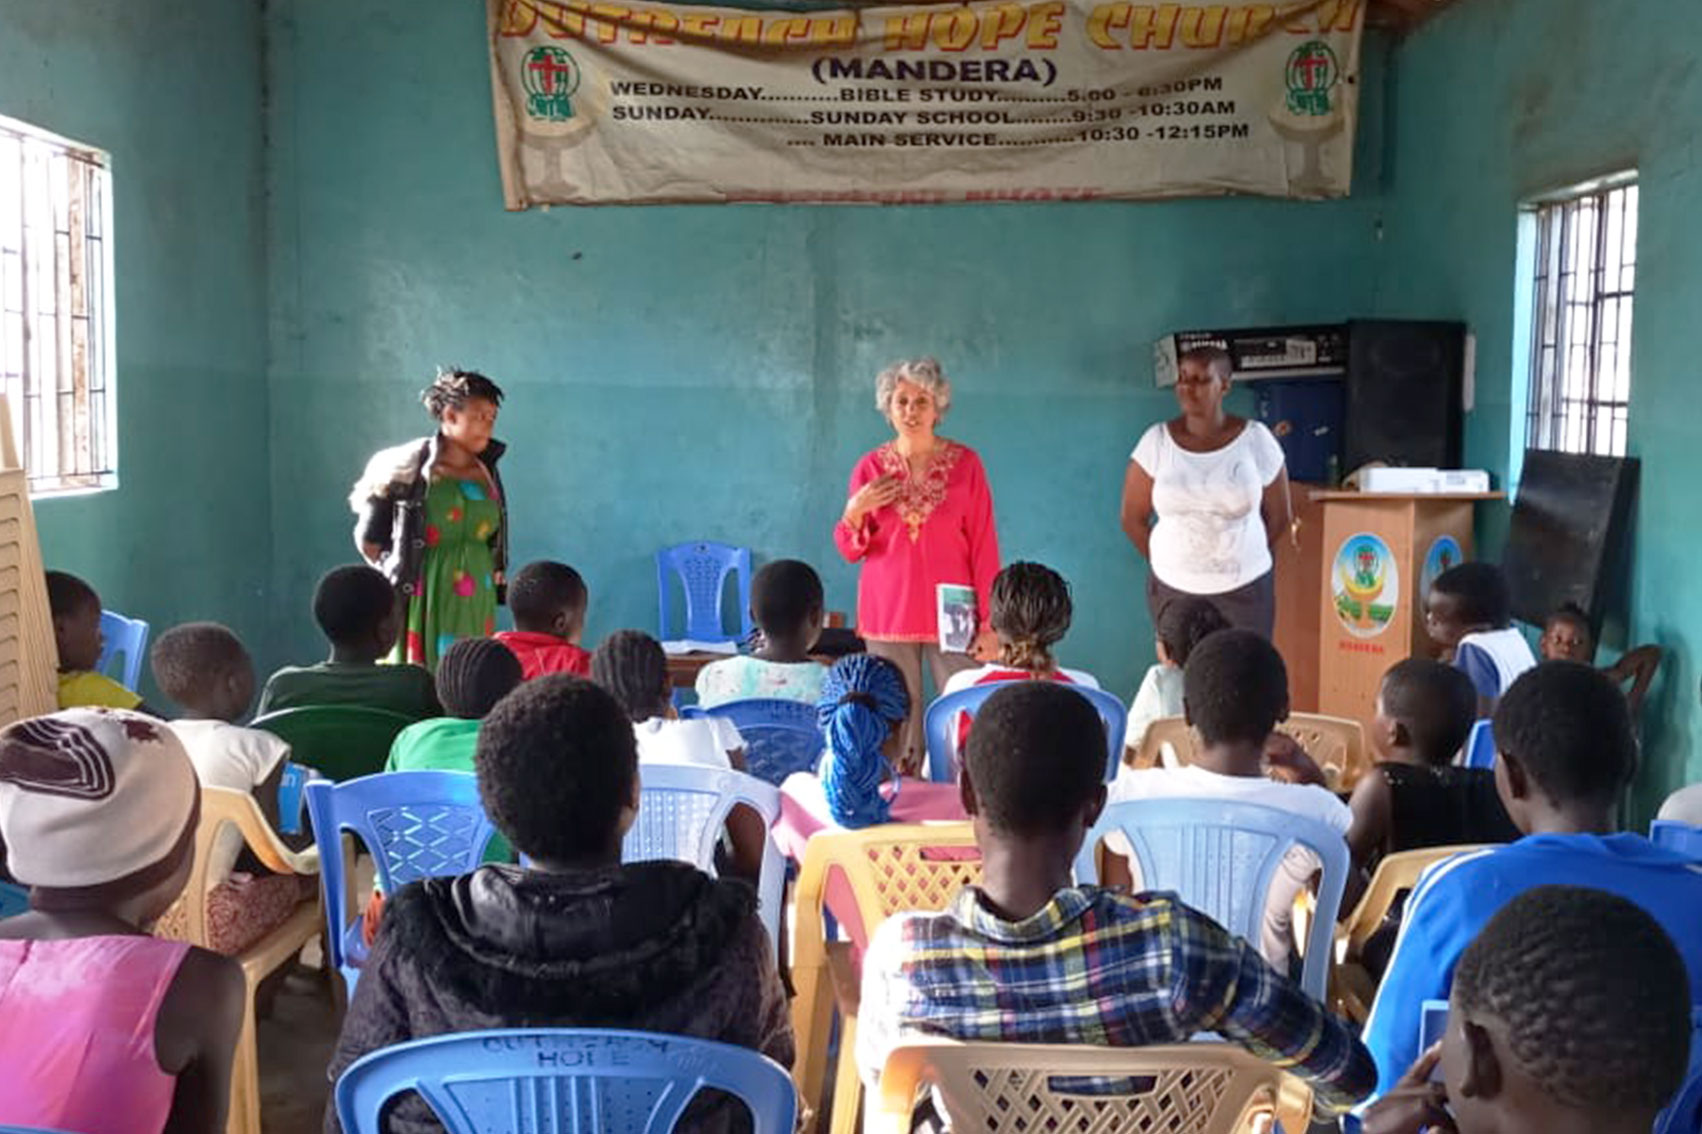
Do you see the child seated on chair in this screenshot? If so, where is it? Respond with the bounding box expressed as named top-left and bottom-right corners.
top-left (1107, 629), bottom-right (1352, 971)
top-left (0, 709), bottom-right (245, 1134)
top-left (1424, 562), bottom-right (1535, 717)
top-left (1361, 885), bottom-right (1690, 1134)
top-left (1125, 595), bottom-right (1228, 763)
top-left (1540, 601), bottom-right (1663, 716)
top-left (592, 630), bottom-right (763, 881)
top-left (46, 570), bottom-right (156, 713)
top-left (153, 623), bottom-right (318, 956)
top-left (1361, 661), bottom-right (1702, 1102)
top-left (256, 565), bottom-right (439, 719)
top-left (1348, 658), bottom-right (1519, 865)
top-left (695, 559), bottom-right (828, 709)
top-left (492, 560), bottom-right (593, 679)
top-left (324, 675), bottom-right (793, 1134)
top-left (855, 681), bottom-right (1375, 1122)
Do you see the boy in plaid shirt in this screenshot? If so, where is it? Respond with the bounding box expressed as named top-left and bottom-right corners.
top-left (857, 680), bottom-right (1376, 1121)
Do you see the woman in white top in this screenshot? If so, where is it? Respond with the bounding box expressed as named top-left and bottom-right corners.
top-left (1120, 344), bottom-right (1293, 637)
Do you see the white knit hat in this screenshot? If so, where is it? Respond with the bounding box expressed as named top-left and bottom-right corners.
top-left (0, 708), bottom-right (198, 890)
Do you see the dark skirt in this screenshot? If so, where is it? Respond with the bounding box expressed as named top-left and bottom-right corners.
top-left (1146, 569), bottom-right (1276, 639)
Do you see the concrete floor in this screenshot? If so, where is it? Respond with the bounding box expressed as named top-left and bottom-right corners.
top-left (257, 958), bottom-right (342, 1134)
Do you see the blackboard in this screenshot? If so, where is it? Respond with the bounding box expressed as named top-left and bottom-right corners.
top-left (1503, 449), bottom-right (1638, 628)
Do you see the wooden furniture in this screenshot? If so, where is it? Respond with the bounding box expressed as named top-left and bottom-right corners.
top-left (1272, 481), bottom-right (1328, 712)
top-left (154, 787), bottom-right (321, 1134)
top-left (1314, 491), bottom-right (1502, 737)
top-left (0, 396), bottom-right (57, 727)
top-left (872, 1038), bottom-right (1311, 1134)
top-left (1329, 844), bottom-right (1484, 1023)
top-left (790, 823), bottom-right (981, 1134)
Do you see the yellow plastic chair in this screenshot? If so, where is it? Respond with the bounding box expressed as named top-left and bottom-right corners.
top-left (1330, 844), bottom-right (1484, 1023)
top-left (1275, 713), bottom-right (1370, 790)
top-left (789, 823), bottom-right (981, 1134)
top-left (154, 787), bottom-right (321, 1134)
top-left (1130, 715), bottom-right (1192, 769)
top-left (871, 1038), bottom-right (1313, 1134)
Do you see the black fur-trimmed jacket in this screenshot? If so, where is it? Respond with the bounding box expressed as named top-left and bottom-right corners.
top-left (349, 433), bottom-right (509, 603)
top-left (323, 862), bottom-right (793, 1134)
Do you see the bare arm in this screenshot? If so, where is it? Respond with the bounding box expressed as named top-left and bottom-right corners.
top-left (1261, 465), bottom-right (1294, 549)
top-left (1120, 459), bottom-right (1156, 559)
top-left (1606, 645), bottom-right (1662, 716)
top-left (158, 947), bottom-right (245, 1134)
top-left (1345, 770), bottom-right (1393, 871)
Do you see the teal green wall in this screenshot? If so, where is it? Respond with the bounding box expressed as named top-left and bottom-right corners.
top-left (265, 0), bottom-right (1388, 701)
top-left (0, 0), bottom-right (272, 704)
top-left (1374, 0), bottom-right (1702, 817)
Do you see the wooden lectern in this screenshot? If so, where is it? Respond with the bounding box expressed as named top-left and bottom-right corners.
top-left (1307, 491), bottom-right (1502, 736)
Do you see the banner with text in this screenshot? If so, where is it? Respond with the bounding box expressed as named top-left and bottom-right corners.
top-left (488, 0), bottom-right (1363, 206)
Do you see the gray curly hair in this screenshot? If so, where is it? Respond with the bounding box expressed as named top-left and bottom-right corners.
top-left (875, 357), bottom-right (952, 418)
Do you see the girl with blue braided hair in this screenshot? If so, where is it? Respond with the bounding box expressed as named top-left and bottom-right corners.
top-left (818, 654), bottom-right (910, 829)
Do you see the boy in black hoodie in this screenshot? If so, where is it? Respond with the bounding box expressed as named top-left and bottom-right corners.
top-left (324, 674), bottom-right (793, 1133)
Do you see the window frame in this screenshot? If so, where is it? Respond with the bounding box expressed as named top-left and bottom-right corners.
top-left (1520, 170), bottom-right (1638, 460)
top-left (0, 111), bottom-right (118, 498)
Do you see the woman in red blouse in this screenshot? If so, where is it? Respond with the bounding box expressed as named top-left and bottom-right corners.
top-left (834, 357), bottom-right (1001, 773)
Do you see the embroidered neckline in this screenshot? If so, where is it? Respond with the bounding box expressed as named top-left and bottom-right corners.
top-left (877, 440), bottom-right (962, 542)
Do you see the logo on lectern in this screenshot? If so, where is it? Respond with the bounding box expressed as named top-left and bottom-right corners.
top-left (1333, 532), bottom-right (1399, 638)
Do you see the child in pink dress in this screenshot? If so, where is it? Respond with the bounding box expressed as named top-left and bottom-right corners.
top-left (0, 709), bottom-right (244, 1134)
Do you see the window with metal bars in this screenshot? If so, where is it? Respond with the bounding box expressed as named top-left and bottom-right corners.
top-left (1524, 175), bottom-right (1637, 458)
top-left (0, 113), bottom-right (115, 495)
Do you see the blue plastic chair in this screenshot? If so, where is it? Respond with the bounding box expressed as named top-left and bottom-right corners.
top-left (334, 1028), bottom-right (797, 1134)
top-left (1074, 798), bottom-right (1350, 1000)
top-left (305, 772), bottom-right (500, 998)
top-left (624, 763), bottom-right (786, 956)
top-left (0, 880), bottom-right (29, 919)
top-left (1655, 1007), bottom-right (1702, 1134)
top-left (693, 698), bottom-right (824, 786)
top-left (96, 608), bottom-right (149, 692)
top-left (1463, 719), bottom-right (1495, 770)
top-left (656, 541), bottom-right (752, 645)
top-left (924, 683), bottom-right (1128, 784)
top-left (1652, 820), bottom-right (1702, 858)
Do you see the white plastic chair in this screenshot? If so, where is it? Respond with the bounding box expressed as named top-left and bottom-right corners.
top-left (624, 763), bottom-right (785, 955)
top-left (1075, 797), bottom-right (1351, 1000)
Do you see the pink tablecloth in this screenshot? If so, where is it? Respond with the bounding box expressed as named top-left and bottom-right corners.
top-left (774, 774), bottom-right (970, 954)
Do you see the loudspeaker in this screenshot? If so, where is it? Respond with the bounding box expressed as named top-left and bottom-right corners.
top-left (1343, 320), bottom-right (1466, 471)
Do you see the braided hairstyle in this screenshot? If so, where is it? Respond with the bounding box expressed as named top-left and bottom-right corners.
top-left (421, 367), bottom-right (505, 420)
top-left (436, 638), bottom-right (524, 719)
top-left (1453, 884), bottom-right (1689, 1114)
top-left (590, 630), bottom-right (671, 723)
top-left (989, 561), bottom-right (1073, 675)
top-left (818, 654), bottom-right (909, 828)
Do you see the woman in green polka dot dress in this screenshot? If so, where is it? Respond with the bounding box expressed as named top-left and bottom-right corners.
top-left (350, 369), bottom-right (510, 672)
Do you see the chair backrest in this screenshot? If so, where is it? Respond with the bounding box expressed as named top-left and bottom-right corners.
top-left (1133, 715), bottom-right (1192, 770)
top-left (1654, 1007), bottom-right (1702, 1134)
top-left (655, 541), bottom-right (752, 644)
top-left (695, 698), bottom-right (824, 785)
top-left (1463, 719), bottom-right (1495, 770)
top-left (624, 763), bottom-right (786, 953)
top-left (96, 608), bottom-right (149, 691)
top-left (1338, 844), bottom-right (1483, 957)
top-left (793, 822), bottom-right (982, 955)
top-left (154, 786), bottom-right (319, 948)
top-left (1075, 798), bottom-right (1350, 1000)
top-left (305, 772), bottom-right (498, 991)
top-left (872, 1038), bottom-right (1311, 1134)
top-left (253, 705), bottom-right (414, 782)
top-left (0, 880), bottom-right (28, 920)
top-left (1652, 820), bottom-right (1702, 859)
top-left (923, 683), bottom-right (1127, 784)
top-left (334, 1028), bottom-right (797, 1134)
top-left (1275, 713), bottom-right (1369, 790)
